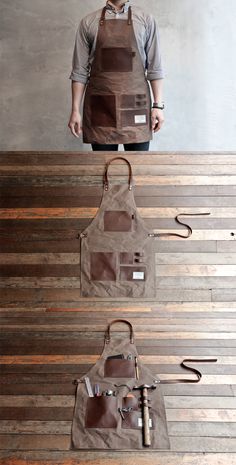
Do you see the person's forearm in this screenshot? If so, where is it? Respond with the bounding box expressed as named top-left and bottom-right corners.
top-left (150, 78), bottom-right (164, 103)
top-left (71, 81), bottom-right (86, 112)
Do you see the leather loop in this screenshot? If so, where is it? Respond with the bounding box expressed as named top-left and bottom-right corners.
top-left (104, 157), bottom-right (133, 191)
top-left (105, 319), bottom-right (134, 344)
top-left (160, 358), bottom-right (217, 384)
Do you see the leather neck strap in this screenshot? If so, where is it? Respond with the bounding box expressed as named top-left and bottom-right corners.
top-left (100, 5), bottom-right (132, 25)
top-left (105, 319), bottom-right (134, 344)
top-left (104, 157), bottom-right (133, 191)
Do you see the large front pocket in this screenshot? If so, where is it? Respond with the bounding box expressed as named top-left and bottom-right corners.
top-left (104, 211), bottom-right (133, 232)
top-left (104, 359), bottom-right (135, 378)
top-left (90, 252), bottom-right (117, 281)
top-left (91, 95), bottom-right (116, 127)
top-left (85, 396), bottom-right (118, 428)
top-left (101, 47), bottom-right (134, 72)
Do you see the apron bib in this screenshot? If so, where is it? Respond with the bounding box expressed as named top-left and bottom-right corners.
top-left (71, 319), bottom-right (217, 450)
top-left (83, 6), bottom-right (152, 145)
top-left (79, 157), bottom-right (209, 298)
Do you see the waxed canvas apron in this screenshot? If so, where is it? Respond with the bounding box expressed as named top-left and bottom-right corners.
top-left (80, 157), bottom-right (209, 298)
top-left (83, 6), bottom-right (152, 144)
top-left (71, 319), bottom-right (217, 450)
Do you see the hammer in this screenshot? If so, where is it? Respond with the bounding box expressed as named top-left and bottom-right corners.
top-left (133, 384), bottom-right (156, 447)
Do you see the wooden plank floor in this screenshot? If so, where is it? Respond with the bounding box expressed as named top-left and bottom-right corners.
top-left (0, 152), bottom-right (236, 465)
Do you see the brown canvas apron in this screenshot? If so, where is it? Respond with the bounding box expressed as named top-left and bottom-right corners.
top-left (71, 319), bottom-right (217, 450)
top-left (79, 157), bottom-right (209, 298)
top-left (82, 6), bottom-right (152, 144)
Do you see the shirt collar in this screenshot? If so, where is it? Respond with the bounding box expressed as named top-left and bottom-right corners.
top-left (106, 0), bottom-right (130, 14)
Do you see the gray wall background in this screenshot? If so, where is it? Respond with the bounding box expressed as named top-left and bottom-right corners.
top-left (1, 0), bottom-right (235, 151)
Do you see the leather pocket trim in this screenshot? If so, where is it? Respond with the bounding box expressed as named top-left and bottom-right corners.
top-left (85, 396), bottom-right (118, 428)
top-left (104, 359), bottom-right (135, 378)
top-left (104, 211), bottom-right (133, 232)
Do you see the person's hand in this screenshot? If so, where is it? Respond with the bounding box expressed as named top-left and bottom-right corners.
top-left (68, 110), bottom-right (82, 138)
top-left (151, 108), bottom-right (164, 132)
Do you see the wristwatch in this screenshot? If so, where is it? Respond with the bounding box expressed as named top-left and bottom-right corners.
top-left (152, 102), bottom-right (165, 110)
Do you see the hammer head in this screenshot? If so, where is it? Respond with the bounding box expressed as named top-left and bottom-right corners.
top-left (133, 384), bottom-right (156, 391)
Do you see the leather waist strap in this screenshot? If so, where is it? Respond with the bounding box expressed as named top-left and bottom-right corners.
top-left (149, 212), bottom-right (211, 239)
top-left (160, 358), bottom-right (217, 384)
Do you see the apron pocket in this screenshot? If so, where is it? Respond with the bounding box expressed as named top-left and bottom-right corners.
top-left (91, 95), bottom-right (116, 127)
top-left (120, 252), bottom-right (134, 265)
top-left (85, 396), bottom-right (118, 428)
top-left (101, 47), bottom-right (134, 72)
top-left (90, 252), bottom-right (117, 281)
top-left (104, 359), bottom-right (135, 378)
top-left (104, 211), bottom-right (133, 232)
top-left (120, 266), bottom-right (146, 282)
top-left (121, 410), bottom-right (154, 430)
top-left (121, 110), bottom-right (148, 127)
top-left (121, 95), bottom-right (136, 108)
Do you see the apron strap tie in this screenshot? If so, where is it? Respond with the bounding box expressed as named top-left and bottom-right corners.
top-left (105, 319), bottom-right (134, 344)
top-left (100, 6), bottom-right (106, 26)
top-left (160, 358), bottom-right (217, 384)
top-left (104, 157), bottom-right (133, 191)
top-left (149, 212), bottom-right (210, 239)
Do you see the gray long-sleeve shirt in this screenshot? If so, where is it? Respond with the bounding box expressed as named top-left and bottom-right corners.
top-left (69, 0), bottom-right (164, 84)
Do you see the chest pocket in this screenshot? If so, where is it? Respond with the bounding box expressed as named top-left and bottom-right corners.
top-left (101, 47), bottom-right (135, 72)
top-left (104, 210), bottom-right (133, 232)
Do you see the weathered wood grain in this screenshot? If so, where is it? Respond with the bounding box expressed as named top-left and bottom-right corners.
top-left (1, 452), bottom-right (236, 465)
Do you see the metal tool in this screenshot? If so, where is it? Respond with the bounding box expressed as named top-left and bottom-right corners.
top-left (94, 383), bottom-right (101, 397)
top-left (84, 377), bottom-right (94, 397)
top-left (133, 384), bottom-right (156, 447)
top-left (135, 356), bottom-right (139, 380)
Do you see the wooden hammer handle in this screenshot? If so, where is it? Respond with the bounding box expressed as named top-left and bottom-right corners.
top-left (142, 387), bottom-right (151, 447)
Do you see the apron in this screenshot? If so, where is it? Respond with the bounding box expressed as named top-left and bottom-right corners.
top-left (83, 6), bottom-right (152, 145)
top-left (71, 319), bottom-right (217, 450)
top-left (79, 157), bottom-right (209, 298)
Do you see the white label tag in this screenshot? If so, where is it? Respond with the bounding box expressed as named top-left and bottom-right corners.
top-left (138, 418), bottom-right (152, 427)
top-left (135, 114), bottom-right (146, 124)
top-left (133, 271), bottom-right (145, 280)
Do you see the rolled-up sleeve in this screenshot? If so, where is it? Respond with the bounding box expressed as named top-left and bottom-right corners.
top-left (145, 16), bottom-right (164, 81)
top-left (69, 19), bottom-right (91, 84)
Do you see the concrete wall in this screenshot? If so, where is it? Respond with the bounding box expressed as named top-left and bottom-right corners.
top-left (0, 0), bottom-right (235, 151)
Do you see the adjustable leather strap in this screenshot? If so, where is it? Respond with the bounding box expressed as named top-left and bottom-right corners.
top-left (160, 358), bottom-right (217, 384)
top-left (104, 157), bottom-right (133, 191)
top-left (105, 319), bottom-right (134, 344)
top-left (100, 6), bottom-right (106, 26)
top-left (128, 6), bottom-right (132, 25)
top-left (149, 212), bottom-right (210, 239)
